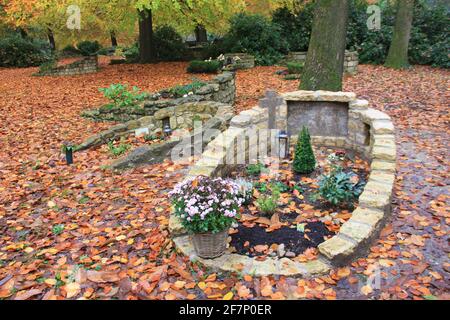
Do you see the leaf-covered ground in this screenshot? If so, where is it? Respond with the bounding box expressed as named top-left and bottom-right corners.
top-left (0, 58), bottom-right (448, 300)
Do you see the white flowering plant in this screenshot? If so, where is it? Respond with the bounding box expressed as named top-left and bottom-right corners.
top-left (170, 176), bottom-right (243, 234)
top-left (327, 150), bottom-right (346, 164)
top-left (235, 178), bottom-right (253, 205)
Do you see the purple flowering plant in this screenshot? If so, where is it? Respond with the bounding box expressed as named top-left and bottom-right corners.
top-left (169, 176), bottom-right (244, 234)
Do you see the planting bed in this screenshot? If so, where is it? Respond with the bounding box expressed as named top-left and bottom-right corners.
top-left (227, 147), bottom-right (369, 260)
top-left (170, 90), bottom-right (396, 277)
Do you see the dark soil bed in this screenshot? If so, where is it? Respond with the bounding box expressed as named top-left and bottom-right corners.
top-left (225, 146), bottom-right (370, 259)
top-left (230, 222), bottom-right (333, 257)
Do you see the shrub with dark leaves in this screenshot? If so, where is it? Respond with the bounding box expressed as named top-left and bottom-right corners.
top-left (0, 35), bottom-right (53, 67)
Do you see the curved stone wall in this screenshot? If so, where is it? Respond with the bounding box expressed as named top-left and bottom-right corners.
top-left (170, 90), bottom-right (396, 276)
top-left (77, 101), bottom-right (234, 152)
top-left (83, 72), bottom-right (236, 122)
top-left (37, 56), bottom-right (99, 76)
top-left (284, 51), bottom-right (359, 74)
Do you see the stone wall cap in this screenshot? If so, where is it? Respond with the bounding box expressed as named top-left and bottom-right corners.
top-left (282, 90), bottom-right (357, 102)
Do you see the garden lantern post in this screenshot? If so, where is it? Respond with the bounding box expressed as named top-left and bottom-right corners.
top-left (277, 130), bottom-right (289, 159)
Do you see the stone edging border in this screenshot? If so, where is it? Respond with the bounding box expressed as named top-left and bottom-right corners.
top-left (37, 55), bottom-right (99, 76)
top-left (77, 101), bottom-right (234, 152)
top-left (169, 90), bottom-right (396, 277)
top-left (82, 72), bottom-right (236, 122)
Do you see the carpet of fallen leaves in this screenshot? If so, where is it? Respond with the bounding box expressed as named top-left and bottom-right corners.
top-left (0, 57), bottom-right (448, 300)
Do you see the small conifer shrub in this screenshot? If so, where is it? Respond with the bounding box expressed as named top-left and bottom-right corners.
top-left (293, 126), bottom-right (316, 174)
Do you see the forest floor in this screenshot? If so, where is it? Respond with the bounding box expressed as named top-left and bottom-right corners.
top-left (0, 57), bottom-right (448, 300)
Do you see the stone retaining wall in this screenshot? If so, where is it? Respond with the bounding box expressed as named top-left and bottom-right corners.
top-left (170, 90), bottom-right (396, 277)
top-left (223, 53), bottom-right (255, 70)
top-left (38, 55), bottom-right (99, 76)
top-left (77, 101), bottom-right (234, 151)
top-left (284, 51), bottom-right (359, 74)
top-left (83, 72), bottom-right (236, 122)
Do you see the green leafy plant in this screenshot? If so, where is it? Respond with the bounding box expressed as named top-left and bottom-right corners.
top-left (430, 37), bottom-right (450, 69)
top-left (235, 178), bottom-right (254, 205)
top-left (221, 13), bottom-right (289, 66)
top-left (315, 165), bottom-right (364, 207)
top-left (52, 224), bottom-right (65, 235)
top-left (61, 144), bottom-right (77, 153)
top-left (293, 126), bottom-right (316, 174)
top-left (270, 2), bottom-right (449, 69)
top-left (38, 59), bottom-right (57, 73)
top-left (256, 183), bottom-right (281, 215)
top-left (170, 176), bottom-right (243, 234)
top-left (272, 5), bottom-right (314, 52)
top-left (0, 35), bottom-right (53, 67)
top-left (54, 273), bottom-right (65, 288)
top-left (123, 43), bottom-right (139, 63)
top-left (78, 196), bottom-right (90, 204)
top-left (273, 181), bottom-right (290, 193)
top-left (254, 181), bottom-right (269, 193)
top-left (293, 184), bottom-right (303, 194)
top-left (187, 60), bottom-right (221, 73)
top-left (61, 44), bottom-right (81, 57)
top-left (153, 25), bottom-right (187, 61)
top-left (256, 195), bottom-right (278, 215)
top-left (286, 62), bottom-right (304, 74)
top-left (144, 134), bottom-right (159, 141)
top-left (284, 74), bottom-right (302, 81)
top-left (99, 84), bottom-right (148, 110)
top-left (107, 140), bottom-right (131, 157)
top-left (76, 40), bottom-right (101, 56)
top-left (166, 79), bottom-right (207, 98)
top-left (246, 162), bottom-right (266, 176)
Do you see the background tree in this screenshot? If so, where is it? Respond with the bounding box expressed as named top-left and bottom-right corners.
top-left (137, 7), bottom-right (154, 63)
top-left (300, 0), bottom-right (350, 91)
top-left (134, 0), bottom-right (245, 63)
top-left (81, 0), bottom-right (137, 48)
top-left (3, 0), bottom-right (67, 48)
top-left (385, 0), bottom-right (415, 69)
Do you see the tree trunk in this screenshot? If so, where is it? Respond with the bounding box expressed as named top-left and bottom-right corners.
top-left (47, 28), bottom-right (56, 51)
top-left (195, 25), bottom-right (208, 43)
top-left (18, 28), bottom-right (27, 39)
top-left (138, 9), bottom-right (155, 63)
top-left (110, 31), bottom-right (118, 47)
top-left (300, 0), bottom-right (349, 91)
top-left (385, 0), bottom-right (415, 69)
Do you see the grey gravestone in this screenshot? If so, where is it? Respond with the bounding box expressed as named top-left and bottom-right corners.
top-left (259, 90), bottom-right (284, 129)
top-left (287, 101), bottom-right (348, 137)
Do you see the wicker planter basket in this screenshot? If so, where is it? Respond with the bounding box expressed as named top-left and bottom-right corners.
top-left (192, 229), bottom-right (228, 259)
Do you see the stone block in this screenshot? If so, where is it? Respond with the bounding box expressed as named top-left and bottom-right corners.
top-left (370, 160), bottom-right (396, 172)
top-left (282, 91), bottom-right (317, 101)
top-left (318, 236), bottom-right (357, 262)
top-left (372, 134), bottom-right (396, 148)
top-left (303, 259), bottom-right (331, 275)
top-left (369, 170), bottom-right (396, 186)
top-left (372, 120), bottom-right (395, 135)
top-left (358, 181), bottom-right (392, 212)
top-left (349, 99), bottom-right (369, 110)
top-left (315, 91), bottom-right (356, 102)
top-left (349, 207), bottom-right (385, 228)
top-left (371, 145), bottom-right (396, 162)
top-left (340, 221), bottom-right (373, 242)
top-left (169, 215), bottom-right (186, 236)
top-left (361, 108), bottom-right (391, 122)
top-left (188, 165), bottom-right (217, 177)
top-left (230, 114), bottom-right (252, 128)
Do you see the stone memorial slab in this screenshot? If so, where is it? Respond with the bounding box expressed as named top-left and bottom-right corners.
top-left (287, 101), bottom-right (348, 137)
